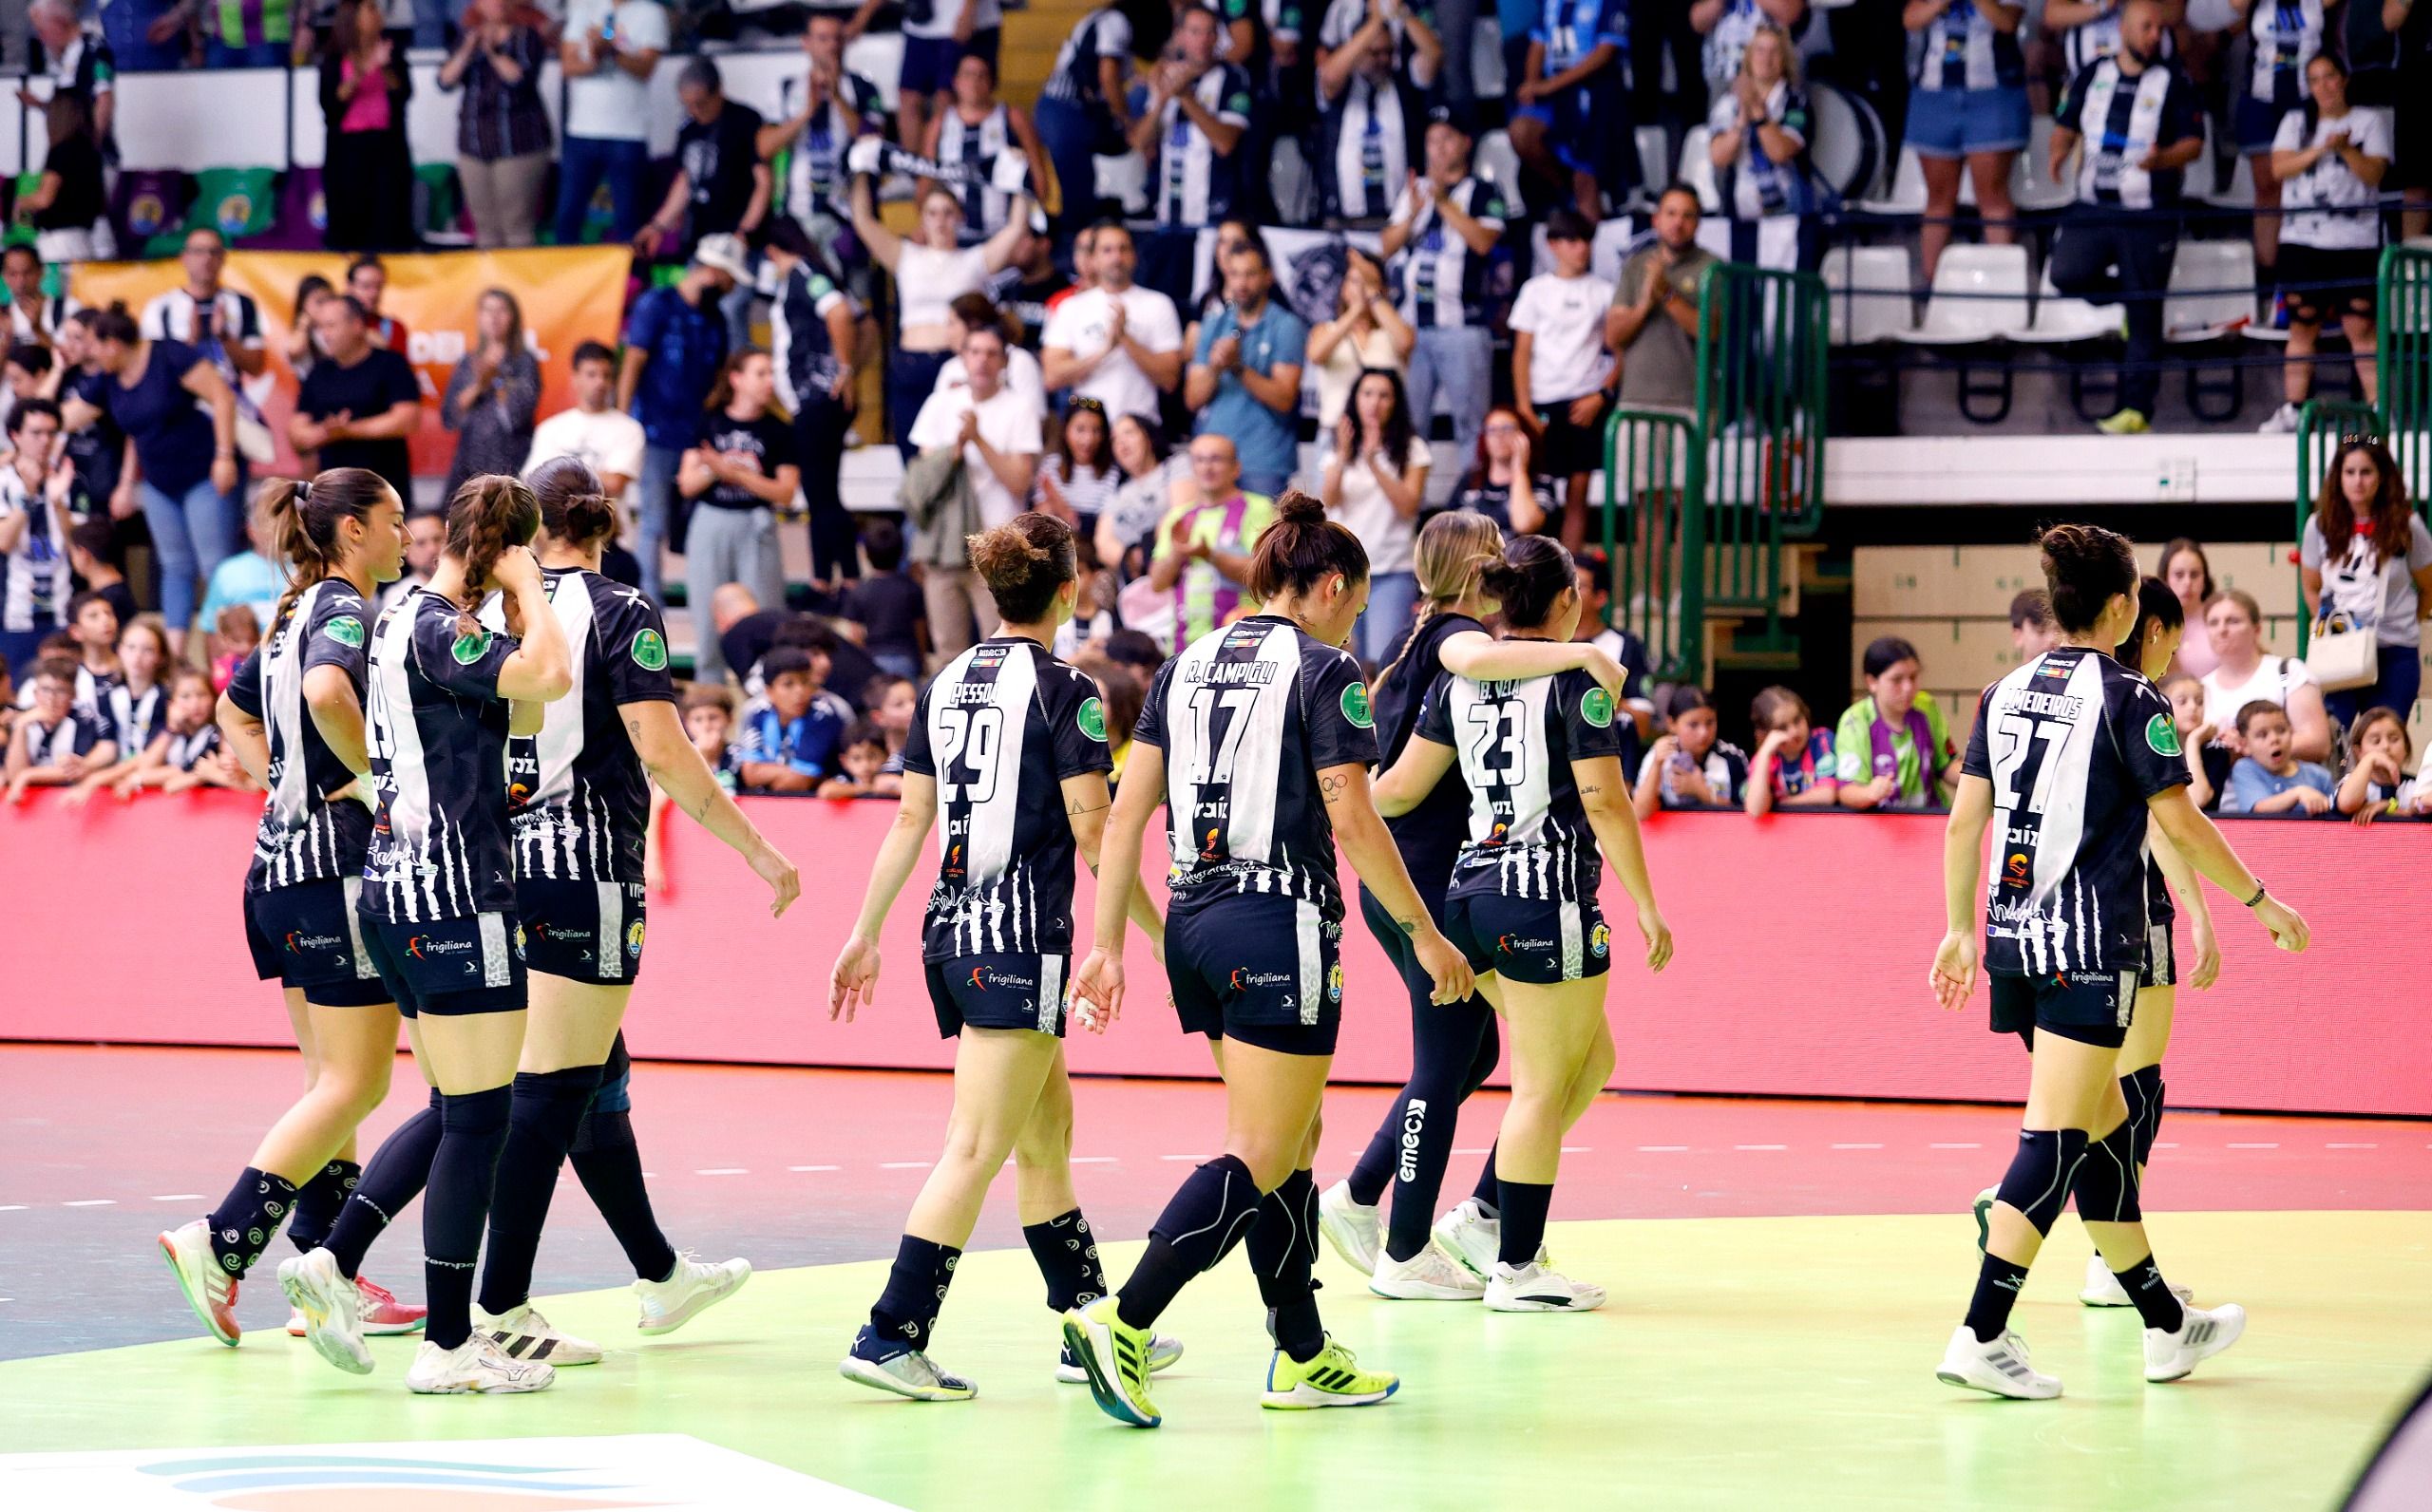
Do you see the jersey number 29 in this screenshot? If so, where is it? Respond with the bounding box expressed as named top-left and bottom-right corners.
top-left (934, 706), bottom-right (1004, 803)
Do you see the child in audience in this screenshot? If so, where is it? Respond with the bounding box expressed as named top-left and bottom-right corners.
top-left (2334, 706), bottom-right (2428, 823)
top-left (1744, 685), bottom-right (1837, 816)
top-left (103, 617), bottom-right (170, 755)
top-left (2006, 589), bottom-right (2059, 659)
top-left (6, 655), bottom-right (115, 803)
top-left (863, 673), bottom-right (917, 793)
top-left (77, 669), bottom-right (240, 801)
top-left (2221, 701), bottom-right (2336, 816)
top-left (815, 721), bottom-right (892, 798)
top-left (66, 520), bottom-right (138, 631)
top-left (839, 520), bottom-right (928, 680)
top-left (206, 603), bottom-right (259, 694)
top-left (1634, 686), bottom-right (1747, 815)
top-left (66, 589), bottom-right (121, 711)
top-left (644, 686), bottom-right (744, 891)
top-left (737, 647), bottom-right (850, 792)
top-left (2161, 671), bottom-right (2233, 810)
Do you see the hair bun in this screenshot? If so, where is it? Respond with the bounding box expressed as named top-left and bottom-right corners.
top-left (1274, 490), bottom-right (1326, 526)
top-left (1476, 559), bottom-right (1527, 600)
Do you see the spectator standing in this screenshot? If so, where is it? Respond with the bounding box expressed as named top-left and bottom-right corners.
top-left (140, 230), bottom-right (269, 391)
top-left (861, 0), bottom-right (1006, 160)
top-left (555, 0), bottom-right (669, 247)
top-left (439, 289), bottom-right (540, 501)
top-left (764, 219), bottom-right (863, 592)
top-left (1694, 0), bottom-right (1806, 92)
top-left (284, 276), bottom-right (334, 379)
top-left (2046, 0), bottom-right (2205, 435)
top-left (1706, 24), bottom-right (1818, 271)
top-left (1834, 634), bottom-right (1960, 809)
top-left (1036, 5), bottom-right (1137, 238)
top-left (1606, 186), bottom-right (1718, 437)
top-left (2226, 0), bottom-right (2326, 288)
top-left (1511, 209), bottom-right (1614, 554)
top-left (1450, 406), bottom-right (1553, 536)
top-left (840, 520), bottom-right (928, 679)
top-left (2158, 536), bottom-right (2219, 675)
top-left (922, 55), bottom-right (1050, 244)
top-left (318, 0), bottom-right (417, 253)
top-left (439, 0), bottom-right (553, 250)
top-left (1308, 247), bottom-right (1413, 430)
top-left (2393, 0), bottom-right (2430, 239)
top-left (4, 245), bottom-right (75, 348)
top-left (2256, 53), bottom-right (2387, 432)
top-left (1033, 396), bottom-right (1120, 533)
top-left (200, 0), bottom-right (294, 66)
top-left (2219, 701), bottom-right (2335, 814)
top-left (1510, 0), bottom-right (1630, 217)
top-left (760, 14), bottom-right (887, 299)
top-left (679, 348), bottom-right (800, 681)
top-left (22, 0), bottom-right (114, 157)
top-left (51, 312), bottom-right (121, 511)
top-left (849, 175), bottom-right (1034, 460)
top-left (906, 322), bottom-right (1044, 655)
top-left (2045, 0), bottom-right (2179, 78)
top-left (1322, 368), bottom-right (1429, 664)
top-left (2198, 587), bottom-right (2333, 761)
top-left (1149, 432), bottom-right (1274, 646)
top-left (938, 293), bottom-right (1048, 417)
top-left (0, 399), bottom-right (74, 678)
top-left (1382, 112), bottom-right (1508, 492)
top-left (526, 339), bottom-right (646, 525)
top-left (66, 308), bottom-right (238, 656)
top-left (1185, 239), bottom-right (1307, 500)
top-left (290, 294), bottom-right (422, 506)
top-left (1315, 6), bottom-right (1439, 223)
top-left (1042, 223), bottom-right (1186, 422)
top-left (618, 236), bottom-right (742, 603)
top-left (24, 95), bottom-right (109, 265)
top-left (1129, 6), bottom-right (1255, 231)
top-left (1904, 0), bottom-right (2027, 282)
top-left (641, 59), bottom-right (772, 266)
top-left (986, 223), bottom-right (1067, 350)
top-left (2299, 439), bottom-right (2432, 728)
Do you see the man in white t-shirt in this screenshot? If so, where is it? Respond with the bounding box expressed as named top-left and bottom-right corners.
top-left (1041, 222), bottom-right (1184, 423)
top-left (526, 339), bottom-right (648, 523)
top-left (1510, 208), bottom-right (1615, 553)
top-left (907, 323), bottom-right (1042, 658)
top-left (554, 0), bottom-right (670, 247)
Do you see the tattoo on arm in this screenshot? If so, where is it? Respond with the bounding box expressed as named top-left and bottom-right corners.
top-left (1319, 772), bottom-right (1350, 803)
top-left (1066, 796), bottom-right (1110, 816)
top-left (1396, 917), bottom-right (1418, 936)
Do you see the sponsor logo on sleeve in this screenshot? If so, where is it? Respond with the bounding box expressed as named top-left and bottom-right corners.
top-left (324, 615), bottom-right (365, 648)
top-left (632, 629), bottom-right (669, 671)
top-left (1340, 681), bottom-right (1374, 728)
top-left (1077, 695), bottom-right (1107, 742)
top-left (451, 628), bottom-right (493, 665)
top-left (1581, 688), bottom-right (1615, 728)
top-left (2145, 712), bottom-right (2181, 757)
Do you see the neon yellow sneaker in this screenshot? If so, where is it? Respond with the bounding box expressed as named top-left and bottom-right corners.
top-left (1061, 1297), bottom-right (1162, 1427)
top-left (1262, 1334), bottom-right (1398, 1409)
top-left (2095, 408), bottom-right (2150, 435)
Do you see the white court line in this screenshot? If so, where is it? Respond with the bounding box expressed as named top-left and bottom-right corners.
top-left (1561, 1145), bottom-right (1591, 1153)
top-left (1928, 1143), bottom-right (1982, 1150)
top-left (1831, 1143), bottom-right (1884, 1150)
top-left (63, 1200), bottom-right (115, 1207)
top-left (1159, 1154), bottom-right (1202, 1162)
top-left (1637, 1144), bottom-right (1689, 1152)
top-left (879, 1162), bottom-right (932, 1169)
top-left (0, 1205), bottom-right (25, 1212)
top-left (2154, 1142), bottom-right (2179, 1149)
top-left (2326, 1143), bottom-right (2377, 1149)
top-left (788, 1164), bottom-right (840, 1172)
top-left (1453, 1147), bottom-right (1490, 1156)
top-left (1070, 1156), bottom-right (1116, 1164)
top-left (695, 1168), bottom-right (749, 1177)
top-left (1734, 1144), bottom-right (1788, 1151)
top-left (150, 1194), bottom-right (202, 1201)
top-left (2227, 1143), bottom-right (2280, 1149)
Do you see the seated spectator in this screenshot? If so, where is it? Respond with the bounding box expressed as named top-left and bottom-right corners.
top-left (64, 588), bottom-right (122, 711)
top-left (921, 55), bottom-right (1050, 245)
top-left (840, 520), bottom-right (929, 680)
top-left (5, 655), bottom-right (114, 803)
top-left (1315, 5), bottom-right (1439, 222)
top-left (2334, 704), bottom-right (2427, 822)
top-left (908, 321), bottom-right (1044, 659)
top-left (284, 277), bottom-right (337, 382)
top-left (1042, 223), bottom-right (1185, 425)
top-left (1510, 0), bottom-right (1630, 217)
top-left (737, 645), bottom-right (851, 790)
top-left (646, 684), bottom-right (744, 888)
top-left (318, 0), bottom-right (416, 253)
top-left (1835, 634), bottom-right (1960, 809)
top-left (2008, 588), bottom-right (2058, 658)
top-left (2, 344), bottom-right (52, 434)
top-left (2220, 699), bottom-right (2335, 815)
top-left (441, 289), bottom-right (541, 502)
top-left (1035, 4), bottom-right (1136, 238)
top-left (69, 667), bottom-right (238, 804)
top-left (1096, 412), bottom-right (1181, 580)
top-left (1150, 433), bottom-right (1276, 648)
top-left (1035, 397), bottom-right (1121, 534)
top-left (816, 720), bottom-right (893, 798)
top-left (1905, 0), bottom-right (2026, 282)
top-left (23, 94), bottom-right (110, 265)
top-left (100, 616), bottom-right (170, 756)
top-left (864, 0), bottom-right (1006, 157)
top-left (1309, 249), bottom-right (1413, 433)
top-left (2159, 537), bottom-right (2216, 676)
top-left (1515, 210), bottom-right (1614, 554)
top-left (3, 245), bottom-right (76, 348)
top-left (680, 347), bottom-right (800, 681)
top-left (862, 672), bottom-right (918, 791)
top-left (527, 340), bottom-right (647, 533)
top-left (375, 507), bottom-right (443, 617)
top-left (440, 0), bottom-right (554, 250)
top-left (2259, 54), bottom-right (2388, 433)
top-left (207, 603), bottom-right (259, 692)
top-left (712, 583), bottom-right (788, 690)
top-left (1186, 240), bottom-right (1307, 501)
top-left (2158, 670), bottom-right (2231, 809)
top-left (1706, 23), bottom-right (1817, 271)
top-left (292, 294), bottom-right (422, 506)
top-left (987, 219), bottom-right (1066, 350)
top-left (1129, 6), bottom-right (1254, 230)
top-left (2200, 587), bottom-right (2331, 763)
top-left (1634, 686), bottom-right (1748, 814)
top-left (1568, 551), bottom-right (1657, 737)
top-left (1450, 406), bottom-right (1553, 537)
top-left (851, 175), bottom-right (1035, 461)
top-left (2299, 438), bottom-right (2429, 729)
top-left (1744, 683), bottom-right (1837, 815)
top-left (346, 258), bottom-right (411, 359)
top-left (0, 399), bottom-right (74, 678)
top-left (1321, 367), bottom-right (1430, 665)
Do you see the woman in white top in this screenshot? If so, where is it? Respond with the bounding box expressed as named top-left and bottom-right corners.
top-left (1321, 367), bottom-right (1431, 664)
top-left (850, 175), bottom-right (1032, 460)
top-left (2199, 586), bottom-right (2332, 762)
top-left (1094, 411), bottom-right (1182, 582)
top-left (1033, 396), bottom-right (1122, 535)
top-left (2298, 438), bottom-right (2432, 728)
top-left (2226, 0), bottom-right (2326, 274)
top-left (1307, 250), bottom-right (1414, 429)
top-left (2257, 54), bottom-right (2390, 433)
top-left (2158, 537), bottom-right (2217, 677)
top-left (1704, 23), bottom-right (1816, 272)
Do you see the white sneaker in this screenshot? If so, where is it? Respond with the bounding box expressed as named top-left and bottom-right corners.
top-left (406, 1334), bottom-right (556, 1394)
top-left (278, 1248), bottom-right (370, 1374)
top-left (2144, 1303), bottom-right (2246, 1383)
top-left (1369, 1240), bottom-right (1487, 1300)
top-left (1936, 1324), bottom-right (2061, 1399)
top-left (2256, 402), bottom-right (2302, 434)
top-left (2080, 1253), bottom-right (2195, 1309)
top-left (475, 1303), bottom-right (603, 1367)
top-left (158, 1219), bottom-right (241, 1347)
top-left (1432, 1199), bottom-right (1500, 1280)
top-left (636, 1253), bottom-right (751, 1335)
top-left (1056, 1330), bottom-right (1184, 1383)
top-left (1483, 1259), bottom-right (1605, 1313)
top-left (1317, 1181), bottom-right (1379, 1276)
top-left (840, 1326), bottom-right (977, 1401)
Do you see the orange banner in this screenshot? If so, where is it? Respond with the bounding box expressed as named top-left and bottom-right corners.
top-left (70, 247), bottom-right (635, 484)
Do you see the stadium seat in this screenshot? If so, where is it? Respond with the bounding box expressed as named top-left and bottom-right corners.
top-left (2012, 117), bottom-right (2074, 213)
top-left (1636, 126), bottom-right (1670, 200)
top-left (1475, 130), bottom-right (1521, 206)
top-left (2163, 240), bottom-right (2255, 343)
top-left (1857, 144), bottom-right (1926, 217)
top-left (1892, 244), bottom-right (2029, 346)
top-left (1679, 126), bottom-right (1721, 213)
top-left (2004, 265), bottom-right (2118, 344)
top-left (1820, 245), bottom-right (1913, 344)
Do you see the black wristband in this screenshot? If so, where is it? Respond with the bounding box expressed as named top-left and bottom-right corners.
top-left (2243, 879), bottom-right (2268, 908)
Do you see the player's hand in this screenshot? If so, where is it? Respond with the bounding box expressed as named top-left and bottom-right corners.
top-left (1582, 647), bottom-right (1628, 701)
top-left (829, 936), bottom-right (880, 1021)
top-left (1637, 901), bottom-right (1673, 972)
top-left (1928, 930), bottom-right (1977, 1010)
top-left (2188, 915), bottom-right (2221, 990)
top-left (1070, 946), bottom-right (1126, 1031)
top-left (2252, 894), bottom-right (2307, 952)
top-left (1414, 926), bottom-right (1473, 1005)
top-left (752, 841), bottom-right (801, 917)
top-left (490, 543), bottom-right (543, 595)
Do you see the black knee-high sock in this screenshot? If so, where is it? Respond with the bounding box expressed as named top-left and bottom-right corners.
top-left (1245, 1169), bottom-right (1324, 1361)
top-left (2112, 1257), bottom-right (2187, 1333)
top-left (424, 1087), bottom-right (513, 1351)
top-left (205, 1167), bottom-right (299, 1278)
top-left (1472, 1144), bottom-right (1503, 1216)
top-left (868, 1237), bottom-right (960, 1351)
top-left (1496, 1179), bottom-right (1553, 1267)
top-left (476, 1065), bottom-right (606, 1316)
top-left (287, 1159), bottom-right (360, 1253)
top-left (326, 1088), bottom-right (444, 1280)
top-left (570, 1102), bottom-right (678, 1284)
top-left (1022, 1208), bottom-right (1110, 1313)
top-left (1965, 1255), bottom-right (2031, 1343)
top-left (1117, 1154), bottom-right (1263, 1331)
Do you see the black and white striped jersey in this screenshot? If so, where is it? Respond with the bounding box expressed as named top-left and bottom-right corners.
top-left (902, 636), bottom-right (1112, 959)
top-left (226, 579), bottom-right (375, 896)
top-left (1965, 646), bottom-right (2189, 976)
top-left (361, 586), bottom-right (523, 924)
top-left (1135, 614), bottom-right (1378, 923)
top-left (1415, 664), bottom-right (1629, 904)
top-left (166, 721), bottom-right (221, 771)
top-left (481, 567), bottom-right (674, 886)
top-left (103, 678), bottom-right (167, 756)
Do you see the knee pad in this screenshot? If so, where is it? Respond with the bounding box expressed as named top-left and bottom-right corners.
top-left (2070, 1121), bottom-right (2143, 1224)
top-left (2121, 1065), bottom-right (2165, 1170)
top-left (1994, 1127), bottom-right (2089, 1237)
top-left (439, 1086), bottom-right (512, 1138)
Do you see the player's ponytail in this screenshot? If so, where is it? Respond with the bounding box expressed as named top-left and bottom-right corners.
top-left (968, 510), bottom-right (1076, 624)
top-left (263, 466), bottom-right (394, 633)
top-left (1249, 490), bottom-right (1368, 603)
top-left (1477, 533), bottom-right (1574, 633)
top-left (2037, 522), bottom-right (2138, 633)
top-left (526, 455), bottom-right (619, 550)
top-left (443, 473), bottom-right (542, 638)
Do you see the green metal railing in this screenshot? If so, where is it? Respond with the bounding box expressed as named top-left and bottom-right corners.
top-left (1600, 263), bottom-right (1830, 683)
top-left (2291, 246), bottom-right (2432, 653)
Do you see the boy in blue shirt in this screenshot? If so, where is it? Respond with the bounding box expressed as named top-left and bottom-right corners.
top-left (737, 647), bottom-right (849, 792)
top-left (2221, 700), bottom-right (2336, 816)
